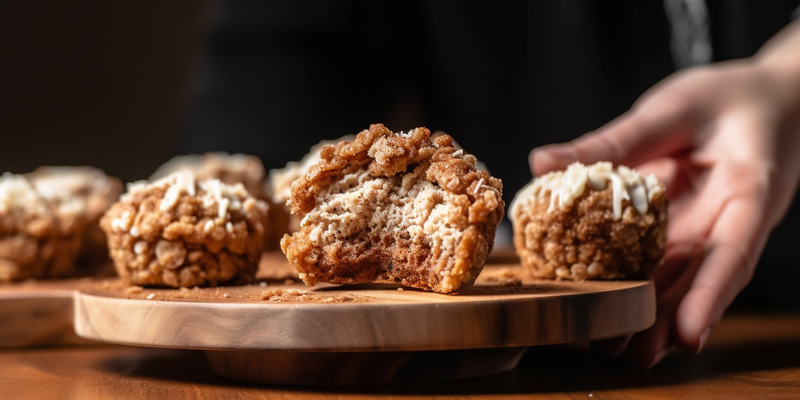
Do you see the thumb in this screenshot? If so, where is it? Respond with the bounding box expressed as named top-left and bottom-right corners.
top-left (530, 100), bottom-right (693, 176)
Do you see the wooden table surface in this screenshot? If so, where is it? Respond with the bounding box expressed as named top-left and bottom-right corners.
top-left (2, 311), bottom-right (799, 399)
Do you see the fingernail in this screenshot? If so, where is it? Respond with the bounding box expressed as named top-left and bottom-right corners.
top-left (697, 327), bottom-right (711, 353)
top-left (531, 151), bottom-right (555, 172)
top-left (531, 148), bottom-right (575, 176)
top-left (608, 336), bottom-right (633, 358)
top-left (647, 347), bottom-right (673, 369)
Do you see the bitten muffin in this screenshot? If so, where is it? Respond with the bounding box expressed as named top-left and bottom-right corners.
top-left (0, 173), bottom-right (87, 281)
top-left (269, 136), bottom-right (353, 233)
top-left (100, 172), bottom-right (268, 287)
top-left (510, 162), bottom-right (668, 280)
top-left (26, 166), bottom-right (122, 263)
top-left (280, 124), bottom-right (505, 293)
top-left (151, 152), bottom-right (287, 250)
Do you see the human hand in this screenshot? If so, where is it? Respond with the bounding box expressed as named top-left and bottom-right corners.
top-left (529, 56), bottom-right (800, 368)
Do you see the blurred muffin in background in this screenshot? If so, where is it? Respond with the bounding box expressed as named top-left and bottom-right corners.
top-left (0, 173), bottom-right (88, 281)
top-left (269, 136), bottom-right (353, 233)
top-left (26, 166), bottom-right (122, 265)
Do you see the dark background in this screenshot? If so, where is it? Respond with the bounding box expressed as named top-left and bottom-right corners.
top-left (0, 0), bottom-right (798, 309)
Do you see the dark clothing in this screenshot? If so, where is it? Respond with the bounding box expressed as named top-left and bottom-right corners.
top-left (180, 1), bottom-right (676, 201)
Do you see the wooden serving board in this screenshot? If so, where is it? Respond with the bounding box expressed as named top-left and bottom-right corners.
top-left (0, 253), bottom-right (656, 385)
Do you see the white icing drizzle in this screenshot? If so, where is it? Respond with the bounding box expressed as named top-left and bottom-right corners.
top-left (510, 162), bottom-right (664, 221)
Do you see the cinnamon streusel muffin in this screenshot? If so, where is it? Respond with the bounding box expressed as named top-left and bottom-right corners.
top-left (0, 173), bottom-right (87, 281)
top-left (27, 166), bottom-right (122, 263)
top-left (280, 124), bottom-right (504, 293)
top-left (100, 172), bottom-right (268, 287)
top-left (151, 152), bottom-right (287, 250)
top-left (510, 162), bottom-right (668, 280)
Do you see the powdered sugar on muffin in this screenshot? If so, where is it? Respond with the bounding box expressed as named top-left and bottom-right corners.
top-left (151, 152), bottom-right (286, 250)
top-left (151, 153), bottom-right (270, 200)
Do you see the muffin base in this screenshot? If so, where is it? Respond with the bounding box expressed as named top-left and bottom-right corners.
top-left (0, 233), bottom-right (82, 281)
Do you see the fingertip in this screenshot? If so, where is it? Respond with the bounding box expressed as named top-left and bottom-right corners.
top-left (698, 327), bottom-right (711, 353)
top-left (646, 346), bottom-right (675, 369)
top-left (674, 290), bottom-right (713, 353)
top-left (530, 150), bottom-right (557, 176)
top-left (529, 145), bottom-right (577, 176)
top-left (674, 320), bottom-right (711, 354)
top-left (528, 149), bottom-right (537, 176)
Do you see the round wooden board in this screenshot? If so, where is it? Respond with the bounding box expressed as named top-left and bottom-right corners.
top-left (74, 268), bottom-right (655, 352)
top-left (2, 256), bottom-right (656, 385)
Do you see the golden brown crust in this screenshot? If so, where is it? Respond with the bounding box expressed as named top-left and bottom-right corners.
top-left (512, 185), bottom-right (668, 280)
top-left (280, 124), bottom-right (504, 293)
top-left (100, 174), bottom-right (267, 287)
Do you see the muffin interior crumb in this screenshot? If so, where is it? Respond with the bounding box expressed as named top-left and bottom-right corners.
top-left (281, 124), bottom-right (504, 293)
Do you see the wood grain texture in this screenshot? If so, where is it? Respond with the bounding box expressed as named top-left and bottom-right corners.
top-left (72, 265), bottom-right (656, 352)
top-left (1, 312), bottom-right (799, 399)
top-left (0, 281), bottom-right (94, 347)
